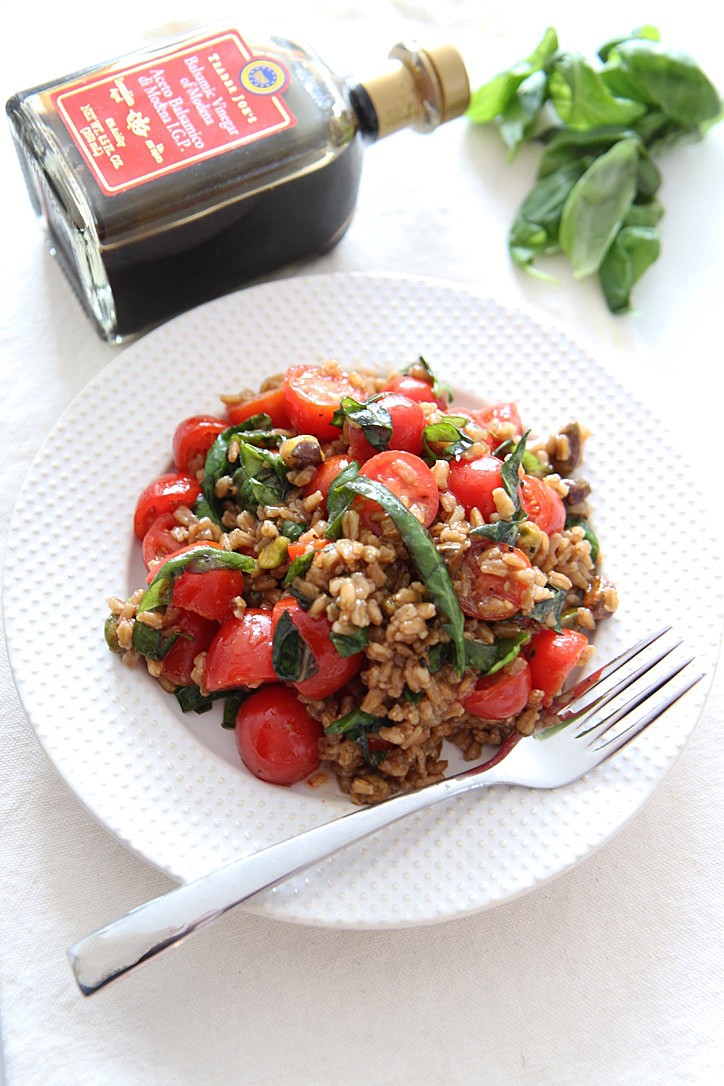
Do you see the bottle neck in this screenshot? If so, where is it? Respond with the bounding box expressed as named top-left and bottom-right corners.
top-left (351, 42), bottom-right (470, 142)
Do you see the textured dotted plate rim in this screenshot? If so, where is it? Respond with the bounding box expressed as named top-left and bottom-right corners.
top-left (3, 272), bottom-right (720, 930)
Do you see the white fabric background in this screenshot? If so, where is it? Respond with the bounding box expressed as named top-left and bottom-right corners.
top-left (1, 2), bottom-right (722, 1083)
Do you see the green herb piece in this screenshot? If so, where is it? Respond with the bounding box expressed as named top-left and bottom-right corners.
top-left (174, 686), bottom-right (227, 715)
top-left (466, 26), bottom-right (559, 128)
top-left (427, 642), bottom-right (450, 674)
top-left (603, 39), bottom-right (722, 129)
top-left (222, 692), bottom-right (248, 729)
top-left (130, 622), bottom-right (182, 660)
top-left (271, 609), bottom-right (318, 683)
top-left (422, 417), bottom-right (474, 461)
top-left (138, 546), bottom-right (254, 614)
top-left (565, 515), bottom-right (600, 563)
top-left (201, 414), bottom-right (278, 522)
top-left (324, 461), bottom-right (361, 540)
top-left (500, 429), bottom-right (530, 517)
top-left (332, 395), bottom-right (393, 452)
top-left (469, 520), bottom-right (520, 547)
top-left (598, 223), bottom-right (660, 313)
top-left (279, 520), bottom-right (304, 542)
top-left (329, 626), bottom-right (370, 657)
top-left (464, 631), bottom-right (531, 674)
top-left (341, 476), bottom-right (466, 673)
top-left (559, 138), bottom-right (639, 278)
top-left (402, 686), bottom-right (424, 705)
top-left (104, 614), bottom-right (121, 653)
top-left (283, 549), bottom-right (316, 586)
top-left (232, 442), bottom-right (290, 512)
top-left (325, 708), bottom-right (390, 766)
top-left (400, 356), bottom-right (453, 404)
top-left (530, 587), bottom-right (568, 631)
top-left (509, 162), bottom-right (587, 272)
top-left (548, 53), bottom-right (647, 130)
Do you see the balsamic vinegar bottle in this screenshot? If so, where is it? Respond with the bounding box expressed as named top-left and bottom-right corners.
top-left (6, 29), bottom-right (470, 341)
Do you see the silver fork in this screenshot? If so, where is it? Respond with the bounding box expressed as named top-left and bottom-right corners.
top-left (68, 628), bottom-right (701, 996)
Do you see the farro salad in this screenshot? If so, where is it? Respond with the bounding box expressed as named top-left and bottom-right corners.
top-left (105, 358), bottom-right (618, 804)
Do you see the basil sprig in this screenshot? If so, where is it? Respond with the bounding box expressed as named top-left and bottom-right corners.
top-left (138, 545), bottom-right (254, 614)
top-left (271, 609), bottom-right (318, 683)
top-left (332, 395), bottom-right (393, 452)
top-left (339, 475), bottom-right (466, 674)
top-left (467, 26), bottom-right (722, 312)
top-left (200, 414), bottom-right (284, 523)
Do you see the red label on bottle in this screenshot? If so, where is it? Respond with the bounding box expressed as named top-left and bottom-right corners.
top-left (50, 31), bottom-right (297, 195)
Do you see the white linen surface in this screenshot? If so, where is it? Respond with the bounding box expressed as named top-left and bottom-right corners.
top-left (1, 2), bottom-right (722, 1083)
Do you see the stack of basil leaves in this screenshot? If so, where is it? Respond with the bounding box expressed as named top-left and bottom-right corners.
top-left (467, 26), bottom-right (722, 312)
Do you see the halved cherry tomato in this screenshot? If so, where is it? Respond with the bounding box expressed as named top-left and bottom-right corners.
top-left (204, 609), bottom-right (277, 691)
top-left (226, 387), bottom-right (291, 429)
top-left (235, 685), bottom-right (322, 785)
top-left (271, 597), bottom-right (363, 700)
top-left (381, 373), bottom-right (448, 409)
top-left (457, 538), bottom-right (532, 621)
top-left (358, 450), bottom-right (439, 530)
top-left (346, 393), bottom-right (425, 462)
top-left (142, 513), bottom-right (185, 570)
top-left (520, 475), bottom-right (566, 536)
top-left (133, 472), bottom-right (201, 540)
top-left (172, 567), bottom-right (245, 623)
top-left (283, 364), bottom-right (361, 441)
top-left (161, 608), bottom-right (219, 687)
top-left (287, 538), bottom-right (329, 562)
top-left (172, 415), bottom-right (227, 473)
top-left (475, 401), bottom-right (523, 436)
top-left (527, 628), bottom-right (588, 705)
top-left (462, 657), bottom-right (532, 721)
top-left (302, 453), bottom-right (353, 505)
top-left (447, 454), bottom-right (504, 520)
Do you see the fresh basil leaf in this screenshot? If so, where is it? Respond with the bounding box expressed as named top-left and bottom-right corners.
top-left (222, 691), bottom-right (249, 729)
top-left (324, 461), bottom-right (361, 540)
top-left (233, 442), bottom-right (289, 512)
top-left (623, 198), bottom-right (664, 228)
top-left (597, 26), bottom-right (661, 64)
top-left (486, 632), bottom-right (531, 675)
top-left (138, 546), bottom-right (254, 614)
top-left (325, 708), bottom-right (390, 766)
top-left (422, 418), bottom-right (474, 461)
top-left (565, 515), bottom-right (600, 563)
top-left (201, 415), bottom-right (279, 523)
top-left (559, 138), bottom-right (639, 278)
top-left (464, 632), bottom-right (531, 675)
top-left (283, 549), bottom-right (316, 586)
top-left (598, 223), bottom-right (661, 313)
top-left (332, 395), bottom-right (393, 452)
top-left (530, 587), bottom-right (568, 631)
top-left (499, 69), bottom-right (549, 158)
top-left (466, 26), bottom-right (559, 124)
top-left (549, 53), bottom-right (647, 130)
top-left (280, 520), bottom-right (304, 541)
top-left (500, 429), bottom-right (530, 516)
top-left (427, 642), bottom-right (451, 674)
top-left (400, 357), bottom-right (453, 404)
top-left (609, 40), bottom-right (722, 127)
top-left (131, 622), bottom-right (182, 660)
top-left (174, 685), bottom-right (227, 715)
top-left (341, 476), bottom-right (466, 674)
top-left (271, 609), bottom-right (318, 683)
top-left (509, 162), bottom-right (586, 270)
top-left (469, 520), bottom-right (520, 547)
top-left (329, 627), bottom-right (369, 657)
top-left (402, 686), bottom-right (424, 705)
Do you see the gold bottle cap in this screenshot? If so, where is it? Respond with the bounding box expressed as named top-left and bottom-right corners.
top-left (360, 41), bottom-right (470, 139)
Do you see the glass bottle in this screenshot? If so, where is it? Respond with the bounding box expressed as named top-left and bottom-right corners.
top-left (6, 29), bottom-right (469, 342)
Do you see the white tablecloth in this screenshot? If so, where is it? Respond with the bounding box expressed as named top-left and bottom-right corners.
top-left (1, 2), bottom-right (722, 1083)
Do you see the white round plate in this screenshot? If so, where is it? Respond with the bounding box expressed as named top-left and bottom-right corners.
top-left (4, 273), bottom-right (720, 929)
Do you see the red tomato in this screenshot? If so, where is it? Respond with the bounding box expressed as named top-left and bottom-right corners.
top-left (476, 402), bottom-right (524, 436)
top-left (172, 567), bottom-right (245, 623)
top-left (302, 453), bottom-right (353, 505)
top-left (226, 387), bottom-right (292, 429)
top-left (204, 609), bottom-right (277, 691)
top-left (142, 513), bottom-right (184, 570)
top-left (462, 657), bottom-right (532, 721)
top-left (527, 628), bottom-right (588, 705)
top-left (287, 538), bottom-right (329, 562)
top-left (235, 685), bottom-right (322, 785)
top-left (271, 597), bottom-right (363, 699)
top-left (447, 454), bottom-right (505, 520)
top-left (161, 608), bottom-right (218, 687)
top-left (382, 373), bottom-right (448, 409)
top-left (133, 473), bottom-right (201, 540)
top-left (346, 393), bottom-right (426, 462)
top-left (520, 475), bottom-right (566, 536)
top-left (283, 364), bottom-right (360, 441)
top-left (172, 415), bottom-right (227, 473)
top-left (358, 450), bottom-right (439, 529)
top-left (457, 538), bottom-right (532, 621)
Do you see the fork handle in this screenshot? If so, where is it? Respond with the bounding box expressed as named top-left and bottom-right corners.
top-left (68, 766), bottom-right (505, 995)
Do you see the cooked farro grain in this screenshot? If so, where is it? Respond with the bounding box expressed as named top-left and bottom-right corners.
top-left (108, 358), bottom-right (617, 804)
